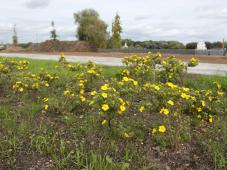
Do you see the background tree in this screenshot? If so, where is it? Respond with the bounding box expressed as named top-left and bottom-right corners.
top-left (110, 13), bottom-right (122, 48)
top-left (12, 24), bottom-right (18, 46)
top-left (74, 9), bottom-right (108, 48)
top-left (186, 42), bottom-right (197, 49)
top-left (50, 21), bottom-right (58, 41)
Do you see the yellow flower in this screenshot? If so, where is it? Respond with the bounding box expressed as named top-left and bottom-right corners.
top-left (16, 81), bottom-right (22, 85)
top-left (32, 83), bottom-right (39, 89)
top-left (91, 91), bottom-right (97, 96)
top-left (101, 84), bottom-right (108, 91)
top-left (80, 96), bottom-right (86, 102)
top-left (44, 104), bottom-right (48, 110)
top-left (217, 91), bottom-right (224, 96)
top-left (152, 128), bottom-right (157, 134)
top-left (167, 100), bottom-right (174, 106)
top-left (124, 132), bottom-right (130, 138)
top-left (102, 119), bottom-right (107, 125)
top-left (166, 82), bottom-right (177, 88)
top-left (118, 98), bottom-right (124, 103)
top-left (45, 83), bottom-right (49, 87)
top-left (102, 104), bottom-right (109, 111)
top-left (208, 96), bottom-right (213, 101)
top-left (122, 77), bottom-right (129, 82)
top-left (19, 87), bottom-right (24, 92)
top-left (87, 69), bottom-right (96, 74)
top-left (139, 106), bottom-right (145, 112)
top-left (158, 125), bottom-right (166, 133)
top-left (197, 107), bottom-right (202, 112)
top-left (119, 82), bottom-right (124, 86)
top-left (89, 100), bottom-right (94, 105)
top-left (122, 69), bottom-right (130, 75)
top-left (101, 93), bottom-right (108, 99)
top-left (79, 83), bottom-right (84, 87)
top-left (64, 90), bottom-right (70, 95)
top-left (80, 89), bottom-right (84, 94)
top-left (133, 80), bottom-right (138, 86)
top-left (182, 87), bottom-right (189, 92)
top-left (201, 100), bottom-right (205, 107)
top-left (213, 82), bottom-right (221, 89)
top-left (43, 98), bottom-right (48, 103)
top-left (197, 114), bottom-right (202, 119)
top-left (119, 105), bottom-right (126, 112)
top-left (209, 115), bottom-right (213, 123)
top-left (154, 85), bottom-right (160, 91)
top-left (160, 108), bottom-right (169, 115)
top-left (181, 93), bottom-right (190, 100)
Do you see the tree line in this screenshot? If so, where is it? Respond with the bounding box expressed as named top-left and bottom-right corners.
top-left (28, 8), bottom-right (227, 50)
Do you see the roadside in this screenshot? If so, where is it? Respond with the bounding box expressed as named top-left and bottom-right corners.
top-left (1, 52), bottom-right (227, 75)
top-left (1, 51), bottom-right (227, 64)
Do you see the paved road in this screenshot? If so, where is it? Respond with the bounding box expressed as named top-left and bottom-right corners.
top-left (0, 52), bottom-right (227, 75)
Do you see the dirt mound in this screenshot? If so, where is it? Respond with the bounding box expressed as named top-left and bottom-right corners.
top-left (3, 45), bottom-right (26, 52)
top-left (27, 40), bottom-right (96, 52)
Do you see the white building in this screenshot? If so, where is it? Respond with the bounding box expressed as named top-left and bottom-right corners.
top-left (196, 41), bottom-right (207, 50)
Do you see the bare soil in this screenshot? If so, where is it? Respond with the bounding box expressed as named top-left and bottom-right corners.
top-left (1, 50), bottom-right (227, 64)
top-left (23, 51), bottom-right (227, 64)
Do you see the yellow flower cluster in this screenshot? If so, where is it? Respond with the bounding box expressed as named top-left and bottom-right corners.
top-left (12, 72), bottom-right (57, 93)
top-left (0, 59), bottom-right (29, 74)
top-left (188, 57), bottom-right (199, 67)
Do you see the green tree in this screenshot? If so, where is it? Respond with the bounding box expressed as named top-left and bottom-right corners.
top-left (50, 21), bottom-right (58, 41)
top-left (110, 13), bottom-right (122, 48)
top-left (186, 42), bottom-right (197, 49)
top-left (74, 9), bottom-right (108, 48)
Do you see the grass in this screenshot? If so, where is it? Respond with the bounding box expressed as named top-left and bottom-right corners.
top-left (0, 57), bottom-right (227, 169)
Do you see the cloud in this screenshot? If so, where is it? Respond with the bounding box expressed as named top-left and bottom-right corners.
top-left (198, 8), bottom-right (227, 21)
top-left (25, 0), bottom-right (51, 9)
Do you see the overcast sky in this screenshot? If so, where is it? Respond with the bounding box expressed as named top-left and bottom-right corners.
top-left (0, 0), bottom-right (227, 44)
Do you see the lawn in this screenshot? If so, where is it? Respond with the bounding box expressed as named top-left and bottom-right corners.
top-left (0, 54), bottom-right (226, 170)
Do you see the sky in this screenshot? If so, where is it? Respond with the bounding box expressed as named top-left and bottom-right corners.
top-left (0, 0), bottom-right (227, 44)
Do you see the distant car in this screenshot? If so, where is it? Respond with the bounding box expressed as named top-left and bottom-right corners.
top-left (0, 45), bottom-right (6, 51)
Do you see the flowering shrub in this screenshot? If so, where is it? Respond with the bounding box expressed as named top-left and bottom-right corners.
top-left (188, 57), bottom-right (199, 67)
top-left (122, 52), bottom-right (161, 83)
top-left (1, 53), bottom-right (226, 151)
top-left (12, 71), bottom-right (58, 94)
top-left (159, 56), bottom-right (186, 83)
top-left (122, 53), bottom-right (186, 84)
top-left (91, 83), bottom-right (129, 132)
top-left (0, 59), bottom-right (29, 74)
top-left (58, 52), bottom-right (67, 63)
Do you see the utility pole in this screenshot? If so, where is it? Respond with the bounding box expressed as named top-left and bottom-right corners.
top-left (12, 24), bottom-right (18, 46)
top-left (222, 38), bottom-right (225, 49)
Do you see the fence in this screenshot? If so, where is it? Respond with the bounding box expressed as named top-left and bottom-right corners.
top-left (98, 48), bottom-right (227, 56)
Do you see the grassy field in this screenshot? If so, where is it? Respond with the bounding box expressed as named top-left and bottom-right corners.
top-left (0, 56), bottom-right (226, 170)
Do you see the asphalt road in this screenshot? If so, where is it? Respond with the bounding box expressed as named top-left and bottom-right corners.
top-left (1, 52), bottom-right (227, 75)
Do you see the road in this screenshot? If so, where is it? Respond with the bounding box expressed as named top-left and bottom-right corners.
top-left (0, 52), bottom-right (227, 75)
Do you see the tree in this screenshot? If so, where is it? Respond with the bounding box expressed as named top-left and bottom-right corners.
top-left (74, 9), bottom-right (108, 48)
top-left (110, 13), bottom-right (122, 48)
top-left (12, 24), bottom-right (18, 46)
top-left (205, 41), bottom-right (212, 49)
top-left (212, 41), bottom-right (222, 49)
top-left (186, 42), bottom-right (197, 49)
top-left (50, 21), bottom-right (58, 41)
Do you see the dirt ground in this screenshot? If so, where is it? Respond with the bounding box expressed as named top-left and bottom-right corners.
top-left (41, 52), bottom-right (227, 64)
top-left (1, 51), bottom-right (227, 64)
